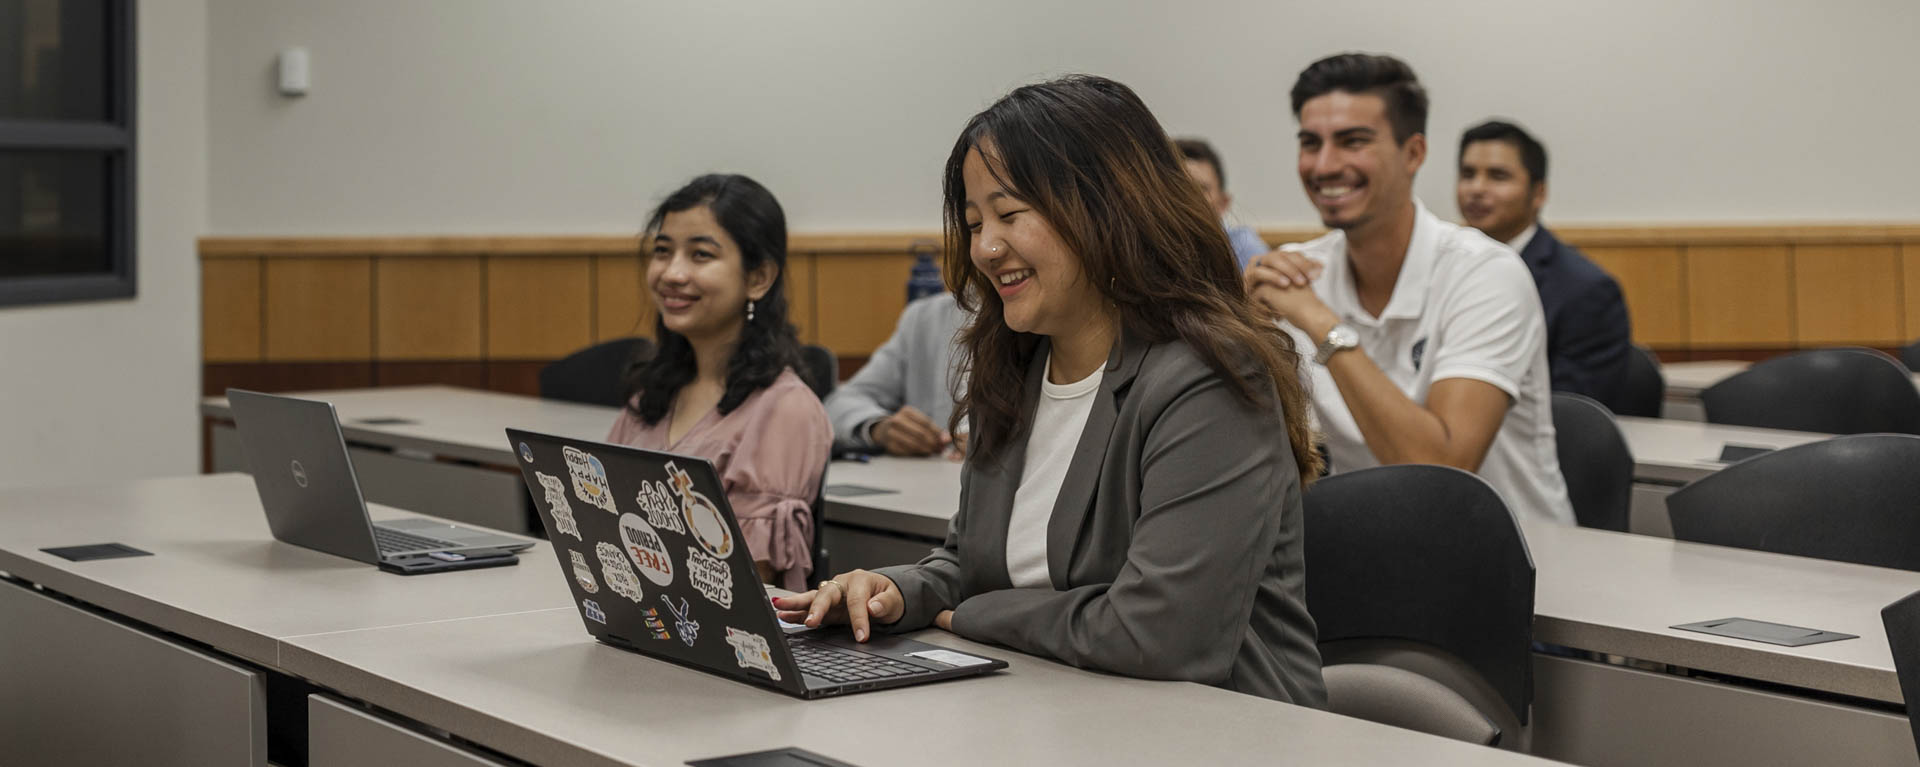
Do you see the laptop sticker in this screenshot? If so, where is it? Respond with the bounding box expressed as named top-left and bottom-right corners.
top-left (660, 594), bottom-right (701, 647)
top-left (519, 441), bottom-right (534, 463)
top-left (536, 472), bottom-right (582, 541)
top-left (643, 607), bottom-right (673, 641)
top-left (618, 513), bottom-right (676, 587)
top-left (582, 599), bottom-right (607, 625)
top-left (568, 549), bottom-right (599, 593)
top-left (668, 461), bottom-right (734, 557)
top-left (686, 546), bottom-right (735, 609)
top-left (725, 627), bottom-right (781, 681)
top-left (596, 541), bottom-right (645, 603)
top-left (564, 446), bottom-right (618, 514)
top-left (635, 478), bottom-right (688, 534)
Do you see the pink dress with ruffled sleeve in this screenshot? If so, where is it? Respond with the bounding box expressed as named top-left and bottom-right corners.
top-left (605, 368), bottom-right (830, 590)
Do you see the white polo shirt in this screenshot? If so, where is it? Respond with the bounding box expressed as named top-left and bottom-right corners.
top-left (1281, 201), bottom-right (1574, 525)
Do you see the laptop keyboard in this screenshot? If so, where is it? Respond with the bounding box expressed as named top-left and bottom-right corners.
top-left (787, 636), bottom-right (927, 683)
top-left (373, 526), bottom-right (458, 554)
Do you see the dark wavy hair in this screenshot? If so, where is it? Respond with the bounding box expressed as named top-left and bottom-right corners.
top-left (623, 174), bottom-right (807, 425)
top-left (1290, 53), bottom-right (1428, 145)
top-left (942, 75), bottom-right (1322, 481)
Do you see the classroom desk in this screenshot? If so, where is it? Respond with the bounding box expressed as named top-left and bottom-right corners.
top-left (0, 474), bottom-right (1560, 767)
top-left (202, 386), bottom-right (619, 537)
top-left (278, 606), bottom-right (1565, 767)
top-left (1614, 415), bottom-right (1831, 536)
top-left (0, 473), bottom-right (568, 766)
top-left (819, 455), bottom-right (1920, 767)
top-left (1662, 359), bottom-right (1920, 421)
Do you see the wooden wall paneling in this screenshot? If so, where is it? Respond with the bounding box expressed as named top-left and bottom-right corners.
top-left (1582, 246), bottom-right (1688, 347)
top-left (374, 257), bottom-right (483, 360)
top-left (1903, 243), bottom-right (1920, 344)
top-left (1684, 246), bottom-right (1793, 348)
top-left (263, 257), bottom-right (373, 361)
top-left (374, 362), bottom-right (488, 389)
top-left (202, 362), bottom-right (375, 397)
top-left (1790, 245), bottom-right (1902, 346)
top-left (593, 254), bottom-right (652, 343)
top-left (811, 253), bottom-right (914, 356)
top-left (201, 257), bottom-right (263, 362)
top-left (485, 256), bottom-right (594, 359)
top-left (786, 253), bottom-right (816, 345)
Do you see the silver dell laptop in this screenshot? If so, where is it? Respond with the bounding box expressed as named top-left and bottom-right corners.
top-left (227, 389), bottom-right (533, 570)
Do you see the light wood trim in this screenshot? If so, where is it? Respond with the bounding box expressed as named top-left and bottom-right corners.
top-left (787, 253), bottom-right (817, 344)
top-left (201, 258), bottom-right (263, 362)
top-left (485, 256), bottom-right (594, 359)
top-left (201, 224), bottom-right (1920, 261)
top-left (1791, 245), bottom-right (1903, 346)
top-left (1904, 244), bottom-right (1920, 345)
top-left (1686, 246), bottom-right (1794, 348)
top-left (593, 254), bottom-right (652, 343)
top-left (263, 258), bottom-right (373, 361)
top-left (1584, 246), bottom-right (1688, 348)
top-left (812, 253), bottom-right (915, 356)
top-left (375, 257), bottom-right (484, 360)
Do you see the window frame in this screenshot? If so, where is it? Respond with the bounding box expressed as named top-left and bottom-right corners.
top-left (0, 0), bottom-right (136, 307)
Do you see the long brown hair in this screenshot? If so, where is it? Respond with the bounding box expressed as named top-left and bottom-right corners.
top-left (942, 74), bottom-right (1322, 481)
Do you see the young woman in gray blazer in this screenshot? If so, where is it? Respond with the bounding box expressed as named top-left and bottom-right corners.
top-left (776, 75), bottom-right (1327, 707)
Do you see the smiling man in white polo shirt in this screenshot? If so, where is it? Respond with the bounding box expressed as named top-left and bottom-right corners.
top-left (1245, 53), bottom-right (1573, 525)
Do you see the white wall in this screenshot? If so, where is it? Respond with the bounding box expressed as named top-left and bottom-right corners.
top-left (206, 0), bottom-right (1920, 235)
top-left (0, 0), bottom-right (208, 488)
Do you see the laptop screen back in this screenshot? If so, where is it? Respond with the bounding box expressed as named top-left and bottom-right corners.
top-left (228, 389), bottom-right (383, 564)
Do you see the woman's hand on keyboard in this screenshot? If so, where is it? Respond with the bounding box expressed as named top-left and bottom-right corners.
top-left (772, 570), bottom-right (904, 642)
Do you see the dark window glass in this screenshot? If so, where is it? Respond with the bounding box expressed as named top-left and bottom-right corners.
top-left (0, 150), bottom-right (109, 278)
top-left (0, 0), bottom-right (109, 122)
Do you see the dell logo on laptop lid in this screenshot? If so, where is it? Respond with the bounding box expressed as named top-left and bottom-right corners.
top-left (290, 459), bottom-right (309, 488)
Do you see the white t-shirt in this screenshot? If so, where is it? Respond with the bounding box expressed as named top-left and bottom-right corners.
top-left (1005, 353), bottom-right (1104, 589)
top-left (1281, 201), bottom-right (1575, 525)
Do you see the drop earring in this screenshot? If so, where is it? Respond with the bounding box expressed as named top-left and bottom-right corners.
top-left (746, 300), bottom-right (756, 322)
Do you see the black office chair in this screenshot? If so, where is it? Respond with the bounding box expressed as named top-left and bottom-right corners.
top-left (1700, 348), bottom-right (1920, 435)
top-left (538, 337), bottom-right (654, 407)
top-left (1614, 345), bottom-right (1666, 418)
top-left (1668, 434), bottom-right (1920, 571)
top-left (798, 344), bottom-right (838, 401)
top-left (1901, 339), bottom-right (1920, 372)
top-left (1880, 590), bottom-right (1920, 760)
top-left (1551, 393), bottom-right (1634, 533)
top-left (1304, 465), bottom-right (1536, 748)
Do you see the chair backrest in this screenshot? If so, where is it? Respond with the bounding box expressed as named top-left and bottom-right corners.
top-left (798, 344), bottom-right (837, 401)
top-left (1701, 348), bottom-right (1920, 435)
top-left (1879, 589), bottom-right (1920, 760)
top-left (538, 337), bottom-right (654, 407)
top-left (1303, 464), bottom-right (1536, 733)
top-left (1551, 393), bottom-right (1634, 532)
top-left (1902, 340), bottom-right (1920, 372)
top-left (1668, 434), bottom-right (1920, 570)
top-left (1614, 345), bottom-right (1666, 418)
top-left (808, 458), bottom-right (830, 587)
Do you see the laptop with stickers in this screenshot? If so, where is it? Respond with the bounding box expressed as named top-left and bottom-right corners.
top-left (506, 428), bottom-right (1007, 699)
top-left (227, 389), bottom-right (534, 572)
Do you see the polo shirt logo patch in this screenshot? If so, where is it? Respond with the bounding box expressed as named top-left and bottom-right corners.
top-left (1411, 338), bottom-right (1428, 371)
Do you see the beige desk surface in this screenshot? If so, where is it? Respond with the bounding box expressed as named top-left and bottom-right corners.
top-left (1615, 415), bottom-right (1830, 484)
top-left (202, 385), bottom-right (620, 466)
top-left (815, 458), bottom-right (1916, 703)
top-left (0, 473), bottom-right (571, 667)
top-left (280, 607), bottom-right (1566, 767)
top-left (1663, 359), bottom-right (1920, 398)
top-left (822, 456), bottom-right (964, 539)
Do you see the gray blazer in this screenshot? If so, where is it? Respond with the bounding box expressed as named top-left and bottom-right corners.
top-left (824, 292), bottom-right (969, 450)
top-left (874, 334), bottom-right (1326, 706)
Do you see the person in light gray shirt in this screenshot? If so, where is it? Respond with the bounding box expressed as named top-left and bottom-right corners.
top-left (824, 291), bottom-right (969, 455)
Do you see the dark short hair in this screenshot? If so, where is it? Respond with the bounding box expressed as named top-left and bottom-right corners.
top-left (1460, 120), bottom-right (1548, 185)
top-left (1289, 53), bottom-right (1427, 144)
top-left (1173, 137), bottom-right (1227, 189)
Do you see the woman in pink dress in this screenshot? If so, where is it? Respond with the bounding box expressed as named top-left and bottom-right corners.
top-left (606, 174), bottom-right (831, 590)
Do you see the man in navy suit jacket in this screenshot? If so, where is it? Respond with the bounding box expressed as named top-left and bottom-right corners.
top-left (1458, 120), bottom-right (1634, 412)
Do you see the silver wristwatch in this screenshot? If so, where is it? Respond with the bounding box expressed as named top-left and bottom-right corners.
top-left (1314, 323), bottom-right (1360, 365)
